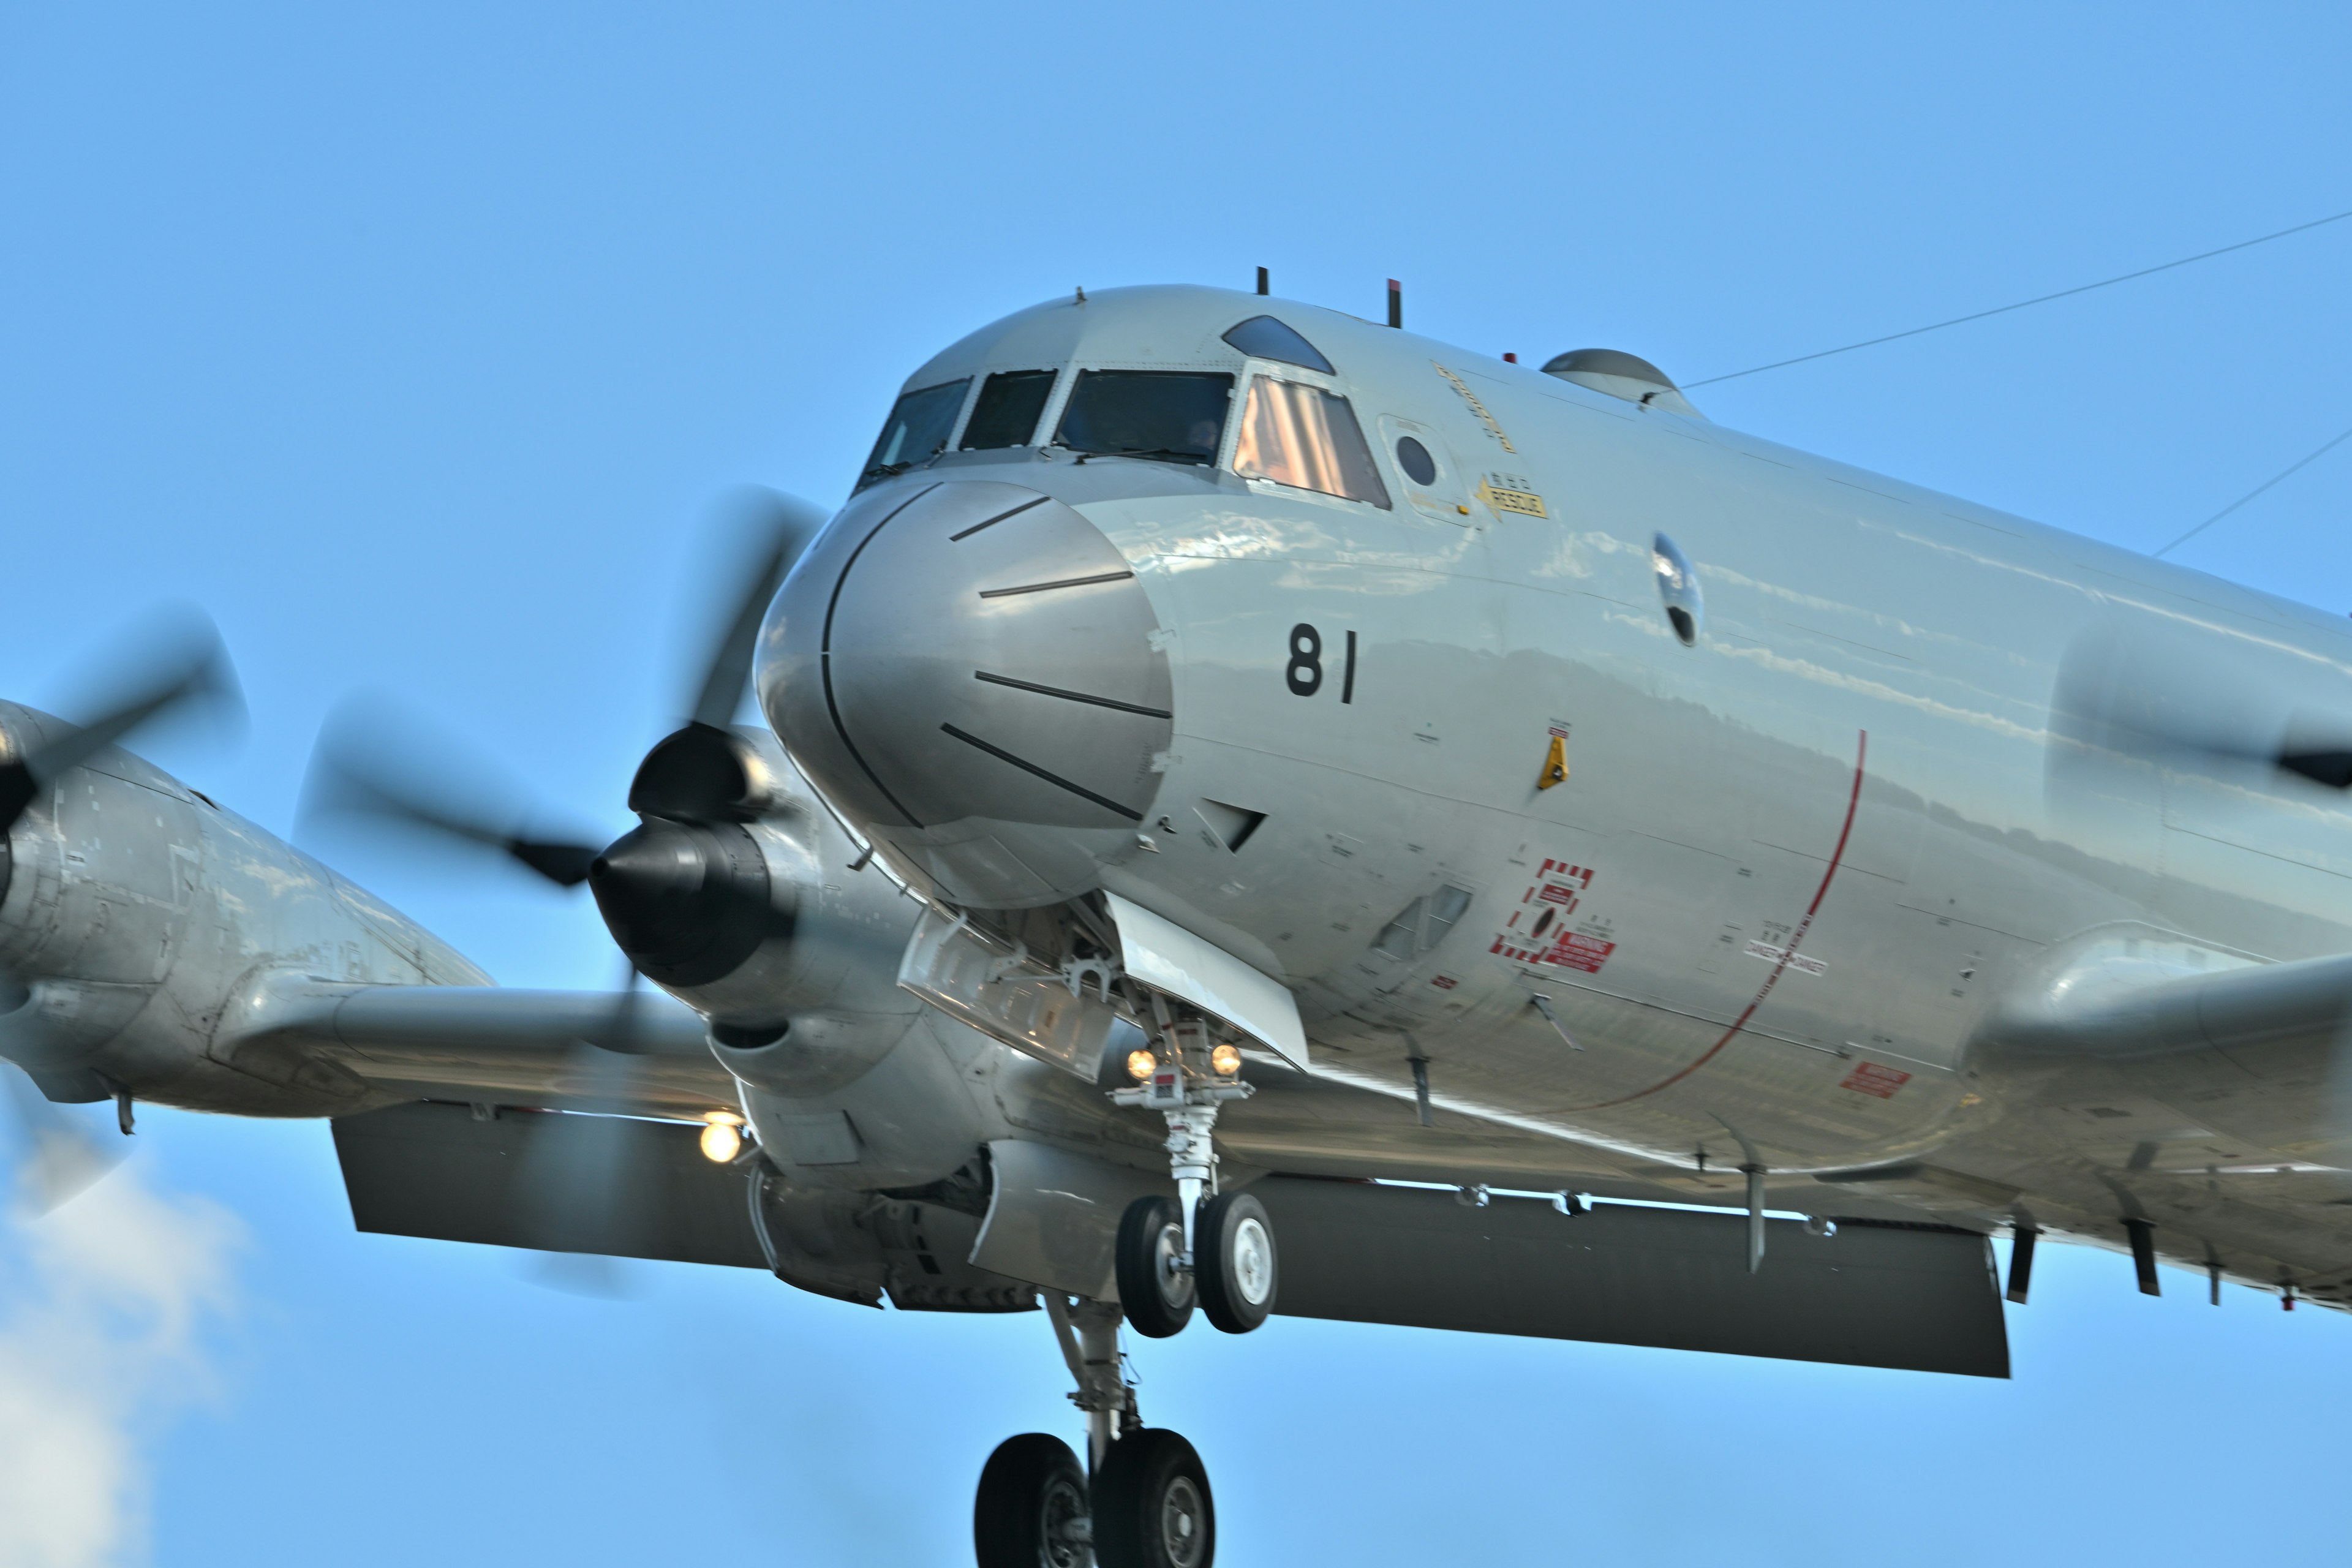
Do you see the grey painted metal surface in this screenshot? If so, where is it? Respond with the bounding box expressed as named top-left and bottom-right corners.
top-left (753, 283), bottom-right (2352, 1306)
top-left (334, 1100), bottom-right (769, 1268)
top-left (333, 1101), bottom-right (1036, 1311)
top-left (332, 1102), bottom-right (2004, 1376)
top-left (970, 1138), bottom-right (1174, 1299)
top-left (1258, 1180), bottom-right (2008, 1378)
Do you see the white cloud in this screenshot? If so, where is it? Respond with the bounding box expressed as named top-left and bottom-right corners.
top-left (0, 1163), bottom-right (242, 1568)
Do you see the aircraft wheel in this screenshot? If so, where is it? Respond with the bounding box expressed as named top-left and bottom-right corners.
top-left (1091, 1428), bottom-right (1213, 1568)
top-left (974, 1433), bottom-right (1092, 1568)
top-left (1194, 1190), bottom-right (1276, 1335)
top-left (1115, 1194), bottom-right (1194, 1338)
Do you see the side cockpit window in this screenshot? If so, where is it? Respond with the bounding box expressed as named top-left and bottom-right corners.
top-left (1233, 375), bottom-right (1390, 508)
top-left (859, 378), bottom-right (969, 488)
top-left (1054, 370), bottom-right (1232, 466)
top-left (960, 369), bottom-right (1058, 450)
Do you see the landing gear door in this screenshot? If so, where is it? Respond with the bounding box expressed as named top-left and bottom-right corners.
top-left (1377, 413), bottom-right (1477, 527)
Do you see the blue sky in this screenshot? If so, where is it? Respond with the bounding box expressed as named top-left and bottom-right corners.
top-left (4, 4), bottom-right (2351, 1562)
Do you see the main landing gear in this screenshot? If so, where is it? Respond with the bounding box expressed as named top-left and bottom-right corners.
top-left (974, 1296), bottom-right (1215, 1568)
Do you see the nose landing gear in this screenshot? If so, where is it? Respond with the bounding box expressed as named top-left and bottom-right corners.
top-left (1109, 1031), bottom-right (1277, 1341)
top-left (1114, 1194), bottom-right (1196, 1338)
top-left (1193, 1189), bottom-right (1275, 1335)
top-left (973, 1294), bottom-right (1223, 1568)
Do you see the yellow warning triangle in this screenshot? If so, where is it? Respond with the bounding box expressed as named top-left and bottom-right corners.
top-left (1536, 734), bottom-right (1569, 791)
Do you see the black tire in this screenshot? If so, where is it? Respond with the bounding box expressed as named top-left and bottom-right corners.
top-left (1115, 1194), bottom-right (1194, 1338)
top-left (974, 1433), bottom-right (1091, 1568)
top-left (1194, 1190), bottom-right (1276, 1335)
top-left (1091, 1428), bottom-right (1213, 1568)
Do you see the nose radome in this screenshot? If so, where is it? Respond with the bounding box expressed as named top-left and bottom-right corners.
top-left (757, 479), bottom-right (1174, 907)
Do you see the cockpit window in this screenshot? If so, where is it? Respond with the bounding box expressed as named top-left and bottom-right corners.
top-left (1232, 375), bottom-right (1391, 508)
top-left (960, 369), bottom-right (1058, 450)
top-left (858, 378), bottom-right (969, 486)
top-left (1221, 315), bottom-right (1335, 374)
top-left (1053, 370), bottom-right (1232, 466)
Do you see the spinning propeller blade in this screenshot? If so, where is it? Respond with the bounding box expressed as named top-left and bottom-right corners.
top-left (2048, 623), bottom-right (2352, 795)
top-left (298, 482), bottom-right (827, 1114)
top-left (0, 607), bottom-right (244, 834)
top-left (298, 696), bottom-right (607, 891)
top-left (682, 487), bottom-right (827, 733)
top-left (298, 484), bottom-right (821, 897)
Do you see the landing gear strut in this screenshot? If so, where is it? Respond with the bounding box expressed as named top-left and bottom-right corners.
top-left (1109, 1023), bottom-right (1276, 1340)
top-left (972, 1294), bottom-right (1220, 1568)
top-left (978, 1008), bottom-right (1264, 1566)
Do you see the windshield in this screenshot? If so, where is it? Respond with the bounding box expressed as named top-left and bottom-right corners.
top-left (960, 369), bottom-right (1058, 450)
top-left (1232, 375), bottom-right (1390, 507)
top-left (859, 378), bottom-right (969, 486)
top-left (1053, 370), bottom-right (1232, 465)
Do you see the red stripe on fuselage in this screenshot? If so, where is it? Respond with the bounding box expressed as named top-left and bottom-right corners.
top-left (1563, 729), bottom-right (1868, 1112)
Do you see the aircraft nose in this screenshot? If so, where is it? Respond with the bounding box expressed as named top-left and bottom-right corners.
top-left (756, 479), bottom-right (1174, 906)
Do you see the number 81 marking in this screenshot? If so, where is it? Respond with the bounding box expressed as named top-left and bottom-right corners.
top-left (1286, 623), bottom-right (1357, 703)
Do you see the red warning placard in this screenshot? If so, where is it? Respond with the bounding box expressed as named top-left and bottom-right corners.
top-left (1839, 1061), bottom-right (1911, 1099)
top-left (1547, 932), bottom-right (1616, 973)
top-left (1491, 858), bottom-right (1615, 973)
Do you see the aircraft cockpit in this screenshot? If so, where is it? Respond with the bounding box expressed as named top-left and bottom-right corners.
top-left (853, 288), bottom-right (1395, 515)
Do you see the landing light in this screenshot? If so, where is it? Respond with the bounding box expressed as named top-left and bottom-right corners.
top-left (699, 1111), bottom-right (745, 1163)
top-left (1210, 1044), bottom-right (1242, 1077)
top-left (1126, 1049), bottom-right (1158, 1082)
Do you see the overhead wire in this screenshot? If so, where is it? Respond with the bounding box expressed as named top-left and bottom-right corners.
top-left (1684, 206), bottom-right (2352, 389)
top-left (2153, 422), bottom-right (2352, 559)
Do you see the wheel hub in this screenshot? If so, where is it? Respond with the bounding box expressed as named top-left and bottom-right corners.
top-left (1159, 1476), bottom-right (1207, 1568)
top-left (1152, 1218), bottom-right (1194, 1310)
top-left (1230, 1217), bottom-right (1273, 1306)
top-left (1041, 1476), bottom-right (1088, 1568)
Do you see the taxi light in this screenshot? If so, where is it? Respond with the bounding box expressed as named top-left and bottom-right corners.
top-left (699, 1111), bottom-right (745, 1163)
top-left (1126, 1049), bottom-right (1158, 1082)
top-left (1210, 1043), bottom-right (1242, 1077)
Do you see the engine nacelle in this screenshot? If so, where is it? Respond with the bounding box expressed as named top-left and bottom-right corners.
top-left (589, 724), bottom-right (927, 1096)
top-left (0, 701), bottom-right (203, 1095)
top-left (0, 699), bottom-right (491, 1115)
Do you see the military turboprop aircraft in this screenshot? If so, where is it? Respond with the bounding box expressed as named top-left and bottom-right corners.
top-left (10, 280), bottom-right (2352, 1568)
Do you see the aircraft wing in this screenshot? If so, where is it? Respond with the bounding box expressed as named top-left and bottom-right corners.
top-left (225, 982), bottom-right (739, 1118)
top-left (331, 1099), bottom-right (2008, 1374)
